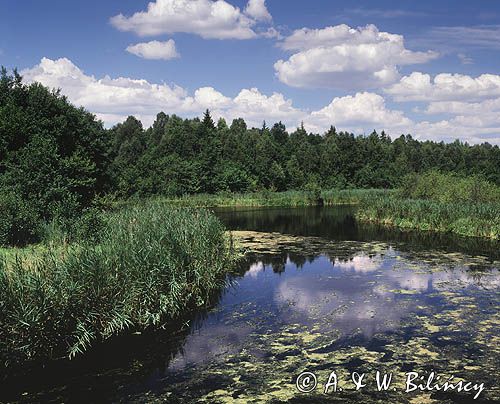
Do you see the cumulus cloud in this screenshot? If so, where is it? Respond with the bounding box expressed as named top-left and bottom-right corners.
top-left (126, 40), bottom-right (179, 60)
top-left (110, 0), bottom-right (271, 40)
top-left (244, 0), bottom-right (272, 22)
top-left (413, 113), bottom-right (500, 144)
top-left (384, 71), bottom-right (500, 144)
top-left (275, 24), bottom-right (438, 90)
top-left (20, 58), bottom-right (500, 144)
top-left (386, 72), bottom-right (500, 101)
top-left (230, 88), bottom-right (304, 124)
top-left (21, 57), bottom-right (303, 129)
top-left (304, 92), bottom-right (412, 134)
top-left (405, 100), bottom-right (500, 144)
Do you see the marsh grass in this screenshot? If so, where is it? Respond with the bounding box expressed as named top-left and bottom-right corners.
top-left (152, 189), bottom-right (390, 208)
top-left (357, 196), bottom-right (500, 240)
top-left (0, 201), bottom-right (235, 368)
top-left (356, 172), bottom-right (500, 239)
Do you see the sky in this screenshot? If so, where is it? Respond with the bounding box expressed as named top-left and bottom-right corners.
top-left (2, 0), bottom-right (500, 144)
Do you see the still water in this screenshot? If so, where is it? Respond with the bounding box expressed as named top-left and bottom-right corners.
top-left (2, 207), bottom-right (499, 403)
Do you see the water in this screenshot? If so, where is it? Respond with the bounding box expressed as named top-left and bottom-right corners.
top-left (2, 207), bottom-right (499, 403)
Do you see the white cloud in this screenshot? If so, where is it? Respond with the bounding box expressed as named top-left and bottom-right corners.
top-left (126, 40), bottom-right (180, 60)
top-left (230, 88), bottom-right (304, 125)
top-left (414, 98), bottom-right (500, 144)
top-left (20, 57), bottom-right (302, 129)
top-left (411, 118), bottom-right (500, 144)
top-left (386, 72), bottom-right (500, 101)
top-left (458, 53), bottom-right (473, 65)
top-left (20, 58), bottom-right (500, 145)
top-left (280, 24), bottom-right (394, 51)
top-left (244, 0), bottom-right (272, 22)
top-left (110, 0), bottom-right (267, 40)
top-left (423, 98), bottom-right (500, 116)
top-left (305, 92), bottom-right (412, 134)
top-left (275, 24), bottom-right (438, 90)
top-left (419, 25), bottom-right (500, 51)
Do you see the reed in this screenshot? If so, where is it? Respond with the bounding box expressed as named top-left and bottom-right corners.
top-left (357, 195), bottom-right (500, 240)
top-left (152, 189), bottom-right (390, 208)
top-left (0, 200), bottom-right (235, 367)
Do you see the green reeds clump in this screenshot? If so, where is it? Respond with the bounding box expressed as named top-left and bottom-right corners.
top-left (0, 201), bottom-right (235, 367)
top-left (154, 189), bottom-right (391, 208)
top-left (357, 195), bottom-right (500, 240)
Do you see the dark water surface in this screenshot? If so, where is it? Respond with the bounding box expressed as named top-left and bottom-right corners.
top-left (2, 207), bottom-right (499, 403)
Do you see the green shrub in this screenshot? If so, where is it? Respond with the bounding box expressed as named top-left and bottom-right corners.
top-left (0, 192), bottom-right (41, 246)
top-left (398, 170), bottom-right (500, 204)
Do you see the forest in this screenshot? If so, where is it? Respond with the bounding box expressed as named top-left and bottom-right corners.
top-left (1, 68), bottom-right (500, 246)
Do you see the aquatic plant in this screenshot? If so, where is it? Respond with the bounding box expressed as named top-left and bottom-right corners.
top-left (0, 201), bottom-right (235, 367)
top-left (151, 189), bottom-right (390, 208)
top-left (357, 195), bottom-right (500, 239)
top-left (399, 170), bottom-right (500, 204)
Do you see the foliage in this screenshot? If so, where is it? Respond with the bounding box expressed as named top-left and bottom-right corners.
top-left (0, 191), bottom-right (41, 246)
top-left (399, 170), bottom-right (500, 204)
top-left (156, 189), bottom-right (389, 208)
top-left (358, 172), bottom-right (500, 239)
top-left (0, 69), bottom-right (108, 246)
top-left (1, 70), bottom-right (500, 247)
top-left (104, 111), bottom-right (500, 201)
top-left (0, 201), bottom-right (235, 366)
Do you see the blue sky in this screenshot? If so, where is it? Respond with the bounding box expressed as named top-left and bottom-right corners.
top-left (2, 0), bottom-right (500, 143)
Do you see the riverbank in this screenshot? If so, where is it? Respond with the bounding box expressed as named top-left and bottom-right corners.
top-left (153, 186), bottom-right (500, 240)
top-left (1, 186), bottom-right (498, 370)
top-left (355, 172), bottom-right (500, 240)
top-left (154, 188), bottom-right (390, 207)
top-left (356, 196), bottom-right (500, 240)
top-left (0, 200), bottom-right (237, 369)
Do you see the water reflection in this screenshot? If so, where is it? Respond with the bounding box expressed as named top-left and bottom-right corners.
top-left (216, 206), bottom-right (500, 261)
top-left (155, 248), bottom-right (498, 402)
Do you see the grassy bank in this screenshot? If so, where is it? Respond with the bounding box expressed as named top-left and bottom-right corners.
top-left (356, 172), bottom-right (500, 240)
top-left (156, 189), bottom-right (390, 208)
top-left (357, 197), bottom-right (500, 239)
top-left (0, 200), bottom-right (236, 368)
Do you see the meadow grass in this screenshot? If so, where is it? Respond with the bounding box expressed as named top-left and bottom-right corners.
top-left (0, 200), bottom-right (236, 368)
top-left (154, 189), bottom-right (391, 208)
top-left (357, 196), bottom-right (500, 240)
top-left (356, 172), bottom-right (500, 240)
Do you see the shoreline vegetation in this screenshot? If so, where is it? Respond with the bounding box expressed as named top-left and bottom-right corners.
top-left (0, 201), bottom-right (237, 369)
top-left (147, 188), bottom-right (390, 207)
top-left (357, 171), bottom-right (500, 240)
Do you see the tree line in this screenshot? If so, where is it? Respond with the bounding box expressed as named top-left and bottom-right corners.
top-left (1, 69), bottom-right (499, 244)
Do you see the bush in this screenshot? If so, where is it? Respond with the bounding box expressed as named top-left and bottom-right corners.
top-left (398, 170), bottom-right (500, 204)
top-left (0, 192), bottom-right (41, 246)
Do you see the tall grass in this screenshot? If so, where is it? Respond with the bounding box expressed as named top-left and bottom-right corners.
top-left (357, 172), bottom-right (500, 239)
top-left (153, 189), bottom-right (390, 208)
top-left (0, 201), bottom-right (235, 368)
top-left (399, 170), bottom-right (500, 204)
